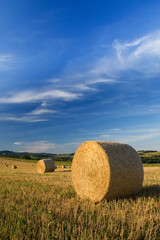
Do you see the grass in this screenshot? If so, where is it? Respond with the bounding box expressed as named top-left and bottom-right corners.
top-left (0, 156), bottom-right (37, 163)
top-left (138, 151), bottom-right (160, 156)
top-left (143, 163), bottom-right (160, 167)
top-left (0, 159), bottom-right (160, 240)
top-left (0, 156), bottom-right (72, 166)
top-left (54, 161), bottom-right (72, 166)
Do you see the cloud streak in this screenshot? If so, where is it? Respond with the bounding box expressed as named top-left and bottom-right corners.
top-left (14, 141), bottom-right (56, 153)
top-left (13, 140), bottom-right (80, 153)
top-left (1, 30), bottom-right (160, 123)
top-left (77, 127), bottom-right (160, 151)
top-left (29, 103), bottom-right (56, 115)
top-left (1, 115), bottom-right (48, 122)
top-left (92, 30), bottom-right (160, 78)
top-left (14, 142), bottom-right (24, 145)
top-left (0, 88), bottom-right (80, 104)
top-left (0, 101), bottom-right (58, 122)
top-left (101, 132), bottom-right (159, 143)
top-left (0, 54), bottom-right (13, 70)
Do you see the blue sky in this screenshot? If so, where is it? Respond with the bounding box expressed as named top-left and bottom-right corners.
top-left (1, 0), bottom-right (160, 153)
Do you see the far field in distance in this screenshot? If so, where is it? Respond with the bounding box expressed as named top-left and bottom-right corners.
top-left (0, 151), bottom-right (159, 239)
top-left (0, 150), bottom-right (160, 165)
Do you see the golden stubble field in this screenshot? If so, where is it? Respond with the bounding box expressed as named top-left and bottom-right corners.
top-left (0, 159), bottom-right (160, 240)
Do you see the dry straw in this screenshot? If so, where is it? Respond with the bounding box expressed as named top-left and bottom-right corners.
top-left (11, 165), bottom-right (17, 169)
top-left (72, 141), bottom-right (144, 202)
top-left (37, 159), bottom-right (56, 173)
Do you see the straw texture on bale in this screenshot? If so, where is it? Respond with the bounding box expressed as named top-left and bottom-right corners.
top-left (11, 165), bottom-right (17, 169)
top-left (72, 141), bottom-right (144, 202)
top-left (37, 159), bottom-right (56, 173)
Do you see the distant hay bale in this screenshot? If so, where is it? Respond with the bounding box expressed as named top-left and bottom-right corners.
top-left (11, 165), bottom-right (17, 169)
top-left (72, 141), bottom-right (144, 203)
top-left (61, 165), bottom-right (66, 169)
top-left (37, 159), bottom-right (56, 173)
top-left (5, 164), bottom-right (8, 167)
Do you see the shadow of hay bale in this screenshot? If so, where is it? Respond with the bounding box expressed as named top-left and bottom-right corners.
top-left (55, 170), bottom-right (72, 173)
top-left (61, 170), bottom-right (72, 172)
top-left (95, 185), bottom-right (160, 205)
top-left (138, 184), bottom-right (160, 198)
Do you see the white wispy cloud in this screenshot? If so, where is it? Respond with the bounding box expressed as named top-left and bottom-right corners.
top-left (48, 78), bottom-right (62, 83)
top-left (0, 54), bottom-right (13, 70)
top-left (88, 78), bottom-right (117, 84)
top-left (0, 88), bottom-right (80, 104)
top-left (55, 142), bottom-right (81, 154)
top-left (92, 30), bottom-right (160, 78)
top-left (86, 102), bottom-right (160, 120)
top-left (101, 133), bottom-right (159, 143)
top-left (14, 141), bottom-right (56, 153)
top-left (98, 128), bottom-right (160, 146)
top-left (113, 35), bottom-right (150, 62)
top-left (30, 108), bottom-right (55, 115)
top-left (29, 104), bottom-right (56, 115)
top-left (0, 102), bottom-right (57, 122)
top-left (121, 104), bottom-right (160, 117)
top-left (13, 140), bottom-right (80, 153)
top-left (113, 32), bottom-right (160, 73)
top-left (1, 115), bottom-right (48, 122)
top-left (74, 84), bottom-right (96, 91)
top-left (1, 30), bottom-right (160, 124)
top-left (14, 142), bottom-right (24, 145)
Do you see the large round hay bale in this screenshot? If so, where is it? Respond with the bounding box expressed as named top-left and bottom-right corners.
top-left (37, 159), bottom-right (56, 173)
top-left (72, 141), bottom-right (144, 202)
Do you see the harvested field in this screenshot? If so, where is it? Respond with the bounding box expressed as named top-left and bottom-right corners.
top-left (0, 159), bottom-right (159, 240)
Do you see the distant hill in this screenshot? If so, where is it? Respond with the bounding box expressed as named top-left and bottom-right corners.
top-left (0, 150), bottom-right (74, 162)
top-left (1, 150), bottom-right (160, 164)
